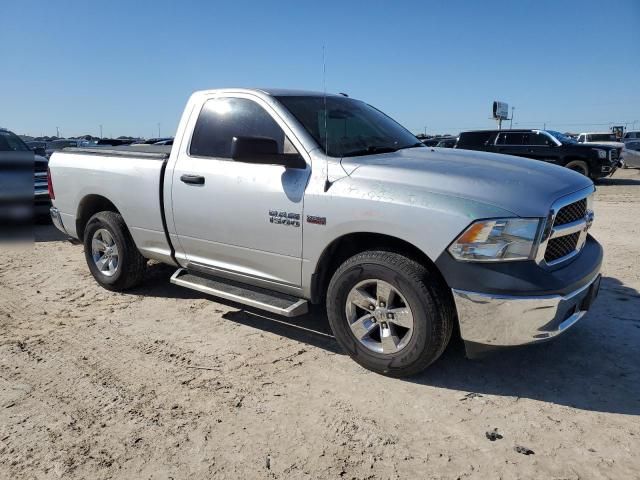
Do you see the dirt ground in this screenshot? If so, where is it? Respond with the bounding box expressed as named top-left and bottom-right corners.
top-left (1, 168), bottom-right (639, 480)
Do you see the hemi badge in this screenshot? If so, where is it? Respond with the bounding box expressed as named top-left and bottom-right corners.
top-left (306, 215), bottom-right (326, 225)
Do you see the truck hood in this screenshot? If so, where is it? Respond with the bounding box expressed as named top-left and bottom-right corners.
top-left (341, 147), bottom-right (593, 217)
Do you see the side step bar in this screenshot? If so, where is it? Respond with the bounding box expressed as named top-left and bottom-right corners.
top-left (170, 268), bottom-right (308, 317)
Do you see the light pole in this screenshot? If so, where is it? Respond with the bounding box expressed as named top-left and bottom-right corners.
top-left (509, 107), bottom-right (515, 129)
top-left (99, 124), bottom-right (103, 139)
top-left (56, 126), bottom-right (60, 138)
top-left (157, 122), bottom-right (161, 138)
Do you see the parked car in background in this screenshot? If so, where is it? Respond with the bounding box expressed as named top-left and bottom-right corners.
top-left (456, 129), bottom-right (619, 179)
top-left (422, 136), bottom-right (454, 147)
top-left (436, 137), bottom-right (457, 148)
top-left (622, 131), bottom-right (640, 144)
top-left (45, 139), bottom-right (80, 159)
top-left (0, 128), bottom-right (50, 219)
top-left (622, 141), bottom-right (640, 168)
top-left (48, 88), bottom-right (602, 376)
top-left (26, 140), bottom-right (47, 156)
top-left (626, 140), bottom-right (640, 152)
top-left (132, 137), bottom-right (173, 145)
top-left (154, 138), bottom-right (174, 146)
top-left (96, 139), bottom-right (135, 147)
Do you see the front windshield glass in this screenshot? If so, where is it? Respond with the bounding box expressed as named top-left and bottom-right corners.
top-left (0, 131), bottom-right (30, 152)
top-left (590, 134), bottom-right (616, 142)
top-left (545, 130), bottom-right (577, 144)
top-left (276, 95), bottom-right (423, 157)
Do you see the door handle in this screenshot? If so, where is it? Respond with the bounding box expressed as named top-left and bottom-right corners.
top-left (180, 174), bottom-right (205, 185)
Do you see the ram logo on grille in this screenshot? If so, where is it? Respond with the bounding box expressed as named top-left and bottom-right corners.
top-left (585, 210), bottom-right (594, 229)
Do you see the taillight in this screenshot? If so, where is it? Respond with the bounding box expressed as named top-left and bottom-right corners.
top-left (47, 167), bottom-right (55, 200)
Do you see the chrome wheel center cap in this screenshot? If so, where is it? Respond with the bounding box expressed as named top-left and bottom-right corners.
top-left (345, 279), bottom-right (415, 355)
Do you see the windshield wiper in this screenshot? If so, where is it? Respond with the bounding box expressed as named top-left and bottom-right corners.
top-left (342, 145), bottom-right (399, 157)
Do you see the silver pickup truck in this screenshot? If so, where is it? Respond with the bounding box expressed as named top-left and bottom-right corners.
top-left (48, 88), bottom-right (602, 376)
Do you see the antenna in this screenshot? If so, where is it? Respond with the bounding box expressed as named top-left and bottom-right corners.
top-left (323, 45), bottom-right (332, 192)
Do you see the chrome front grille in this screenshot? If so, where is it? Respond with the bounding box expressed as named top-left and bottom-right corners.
top-left (544, 232), bottom-right (581, 263)
top-left (536, 188), bottom-right (594, 266)
top-left (554, 199), bottom-right (587, 226)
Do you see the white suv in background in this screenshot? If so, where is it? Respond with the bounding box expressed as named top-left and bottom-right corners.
top-left (577, 132), bottom-right (625, 165)
top-left (576, 132), bottom-right (625, 149)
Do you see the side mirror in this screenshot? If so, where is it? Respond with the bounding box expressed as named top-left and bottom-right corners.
top-left (231, 136), bottom-right (306, 169)
top-left (32, 146), bottom-right (46, 156)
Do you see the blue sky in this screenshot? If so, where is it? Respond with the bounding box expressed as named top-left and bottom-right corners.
top-left (1, 0), bottom-right (638, 138)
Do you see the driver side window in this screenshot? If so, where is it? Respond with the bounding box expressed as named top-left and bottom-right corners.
top-left (190, 97), bottom-right (296, 159)
top-left (530, 132), bottom-right (552, 146)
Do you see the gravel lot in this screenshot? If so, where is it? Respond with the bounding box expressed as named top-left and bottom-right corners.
top-left (1, 168), bottom-right (639, 479)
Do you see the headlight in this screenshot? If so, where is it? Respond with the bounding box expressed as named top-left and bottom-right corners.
top-left (594, 149), bottom-right (607, 160)
top-left (448, 218), bottom-right (541, 262)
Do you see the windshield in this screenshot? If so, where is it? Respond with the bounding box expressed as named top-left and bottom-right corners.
top-left (276, 95), bottom-right (423, 157)
top-left (590, 134), bottom-right (616, 142)
top-left (0, 131), bottom-right (31, 152)
top-left (545, 130), bottom-right (577, 144)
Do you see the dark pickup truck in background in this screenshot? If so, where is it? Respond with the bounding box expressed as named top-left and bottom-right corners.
top-left (456, 129), bottom-right (620, 180)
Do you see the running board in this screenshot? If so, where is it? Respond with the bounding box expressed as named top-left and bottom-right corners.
top-left (170, 268), bottom-right (308, 317)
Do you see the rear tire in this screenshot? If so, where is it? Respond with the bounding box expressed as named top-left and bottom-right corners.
top-left (83, 211), bottom-right (147, 291)
top-left (565, 160), bottom-right (590, 177)
top-left (326, 250), bottom-right (454, 377)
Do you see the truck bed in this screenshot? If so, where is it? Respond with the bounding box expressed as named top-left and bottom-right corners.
top-left (49, 146), bottom-right (173, 264)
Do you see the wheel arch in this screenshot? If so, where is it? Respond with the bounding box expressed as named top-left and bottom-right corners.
top-left (562, 155), bottom-right (593, 167)
top-left (563, 158), bottom-right (592, 176)
top-left (309, 231), bottom-right (450, 305)
top-left (76, 194), bottom-right (121, 241)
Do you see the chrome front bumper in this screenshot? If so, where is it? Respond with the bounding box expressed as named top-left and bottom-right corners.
top-left (453, 273), bottom-right (601, 347)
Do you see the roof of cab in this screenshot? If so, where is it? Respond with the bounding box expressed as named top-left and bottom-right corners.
top-left (191, 88), bottom-right (341, 98)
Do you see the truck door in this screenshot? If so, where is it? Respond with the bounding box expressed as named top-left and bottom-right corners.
top-left (171, 95), bottom-right (310, 287)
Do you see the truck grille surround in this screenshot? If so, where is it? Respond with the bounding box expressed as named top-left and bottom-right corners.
top-left (538, 193), bottom-right (593, 266)
top-left (610, 149), bottom-right (619, 163)
top-left (34, 171), bottom-right (49, 200)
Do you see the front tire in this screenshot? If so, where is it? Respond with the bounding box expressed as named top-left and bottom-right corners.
top-left (326, 251), bottom-right (454, 377)
top-left (83, 211), bottom-right (147, 291)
